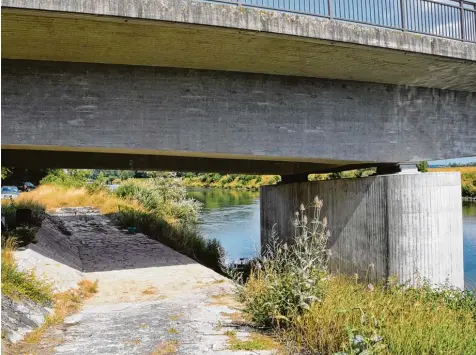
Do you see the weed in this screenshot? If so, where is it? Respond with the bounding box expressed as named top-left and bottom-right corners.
top-left (167, 328), bottom-right (178, 334)
top-left (225, 330), bottom-right (278, 351)
top-left (149, 340), bottom-right (178, 355)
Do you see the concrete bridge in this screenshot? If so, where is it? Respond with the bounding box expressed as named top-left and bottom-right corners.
top-left (2, 0), bottom-right (475, 287)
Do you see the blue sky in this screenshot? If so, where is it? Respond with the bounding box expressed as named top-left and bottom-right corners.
top-left (430, 157), bottom-right (476, 165)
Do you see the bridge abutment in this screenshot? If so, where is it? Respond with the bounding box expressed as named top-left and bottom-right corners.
top-left (260, 172), bottom-right (464, 288)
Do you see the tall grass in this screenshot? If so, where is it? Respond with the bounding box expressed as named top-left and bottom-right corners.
top-left (235, 196), bottom-right (476, 355)
top-left (1, 237), bottom-right (53, 305)
top-left (15, 185), bottom-right (142, 214)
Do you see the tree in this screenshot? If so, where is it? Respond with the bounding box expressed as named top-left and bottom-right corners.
top-left (417, 161), bottom-right (429, 173)
top-left (1, 167), bottom-right (11, 180)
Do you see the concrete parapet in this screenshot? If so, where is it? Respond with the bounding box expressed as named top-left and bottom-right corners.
top-left (260, 172), bottom-right (464, 288)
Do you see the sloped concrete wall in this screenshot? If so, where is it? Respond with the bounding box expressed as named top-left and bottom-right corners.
top-left (260, 172), bottom-right (464, 287)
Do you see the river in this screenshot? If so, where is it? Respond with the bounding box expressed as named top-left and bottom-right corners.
top-left (188, 188), bottom-right (476, 289)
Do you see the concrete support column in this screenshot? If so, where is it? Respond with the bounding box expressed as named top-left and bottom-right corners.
top-left (260, 172), bottom-right (464, 288)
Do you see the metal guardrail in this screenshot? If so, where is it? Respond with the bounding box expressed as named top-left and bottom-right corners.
top-left (208, 0), bottom-right (476, 42)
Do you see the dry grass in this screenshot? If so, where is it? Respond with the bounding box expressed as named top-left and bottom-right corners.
top-left (220, 311), bottom-right (247, 323)
top-left (149, 340), bottom-right (178, 355)
top-left (429, 166), bottom-right (476, 173)
top-left (168, 313), bottom-right (183, 321)
top-left (17, 185), bottom-right (142, 214)
top-left (225, 330), bottom-right (279, 351)
top-left (142, 286), bottom-right (159, 295)
top-left (287, 275), bottom-right (476, 355)
top-left (24, 279), bottom-right (98, 344)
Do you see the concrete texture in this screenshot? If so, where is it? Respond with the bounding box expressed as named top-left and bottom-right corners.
top-left (7, 207), bottom-right (278, 354)
top-left (2, 60), bottom-right (476, 166)
top-left (260, 172), bottom-right (464, 287)
top-left (1, 295), bottom-right (53, 343)
top-left (2, 0), bottom-right (476, 91)
top-left (1, 149), bottom-right (361, 175)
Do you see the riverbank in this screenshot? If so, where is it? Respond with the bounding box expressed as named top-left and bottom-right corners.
top-left (181, 173), bottom-right (279, 190)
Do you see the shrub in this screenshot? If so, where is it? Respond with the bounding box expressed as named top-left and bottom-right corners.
top-left (417, 161), bottom-right (429, 172)
top-left (40, 169), bottom-right (92, 188)
top-left (235, 196), bottom-right (329, 328)
top-left (115, 177), bottom-right (201, 225)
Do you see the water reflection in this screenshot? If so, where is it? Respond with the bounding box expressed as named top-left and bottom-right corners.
top-left (188, 188), bottom-right (259, 209)
top-left (463, 202), bottom-right (476, 289)
top-left (187, 188), bottom-right (260, 262)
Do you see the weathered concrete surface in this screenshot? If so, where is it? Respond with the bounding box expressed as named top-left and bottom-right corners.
top-left (2, 60), bottom-right (476, 166)
top-left (1, 148), bottom-right (360, 175)
top-left (1, 295), bottom-right (53, 344)
top-left (8, 208), bottom-right (278, 355)
top-left (2, 0), bottom-right (476, 91)
top-left (261, 172), bottom-right (464, 287)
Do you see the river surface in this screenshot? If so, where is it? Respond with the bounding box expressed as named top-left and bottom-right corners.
top-left (188, 188), bottom-right (476, 289)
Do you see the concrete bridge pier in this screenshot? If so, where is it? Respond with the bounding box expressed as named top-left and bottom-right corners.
top-left (261, 172), bottom-right (464, 288)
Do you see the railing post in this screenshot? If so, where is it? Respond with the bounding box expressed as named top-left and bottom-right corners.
top-left (328, 0), bottom-right (333, 19)
top-left (460, 0), bottom-right (465, 41)
top-left (400, 0), bottom-right (406, 30)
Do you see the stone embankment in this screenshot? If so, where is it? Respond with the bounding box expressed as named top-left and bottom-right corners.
top-left (3, 207), bottom-right (278, 354)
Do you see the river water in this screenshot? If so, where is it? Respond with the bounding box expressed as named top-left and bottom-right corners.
top-left (188, 188), bottom-right (476, 289)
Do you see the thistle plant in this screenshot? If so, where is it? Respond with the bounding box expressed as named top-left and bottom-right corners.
top-left (236, 195), bottom-right (330, 328)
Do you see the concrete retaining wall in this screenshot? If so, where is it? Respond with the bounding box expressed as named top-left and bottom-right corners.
top-left (260, 172), bottom-right (464, 287)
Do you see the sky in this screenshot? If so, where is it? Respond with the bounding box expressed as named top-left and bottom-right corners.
top-left (430, 157), bottom-right (476, 166)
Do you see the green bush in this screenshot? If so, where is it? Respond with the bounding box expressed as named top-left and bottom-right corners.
top-left (417, 161), bottom-right (429, 172)
top-left (115, 177), bottom-right (201, 225)
top-left (40, 169), bottom-right (92, 188)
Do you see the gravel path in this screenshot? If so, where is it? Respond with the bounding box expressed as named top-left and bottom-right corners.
top-left (13, 208), bottom-right (278, 355)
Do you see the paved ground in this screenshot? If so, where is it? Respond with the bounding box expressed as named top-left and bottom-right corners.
top-left (12, 208), bottom-right (278, 355)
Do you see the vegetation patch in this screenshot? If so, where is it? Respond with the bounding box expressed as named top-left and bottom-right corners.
top-left (181, 173), bottom-right (279, 190)
top-left (1, 237), bottom-right (53, 305)
top-left (233, 196), bottom-right (476, 355)
top-left (149, 340), bottom-right (178, 355)
top-left (224, 330), bottom-right (278, 351)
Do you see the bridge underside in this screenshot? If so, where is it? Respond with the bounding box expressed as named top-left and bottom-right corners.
top-left (1, 149), bottom-right (382, 175)
top-left (2, 60), bottom-right (475, 169)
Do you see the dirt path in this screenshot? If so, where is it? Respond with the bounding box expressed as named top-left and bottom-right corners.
top-left (12, 208), bottom-right (278, 355)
